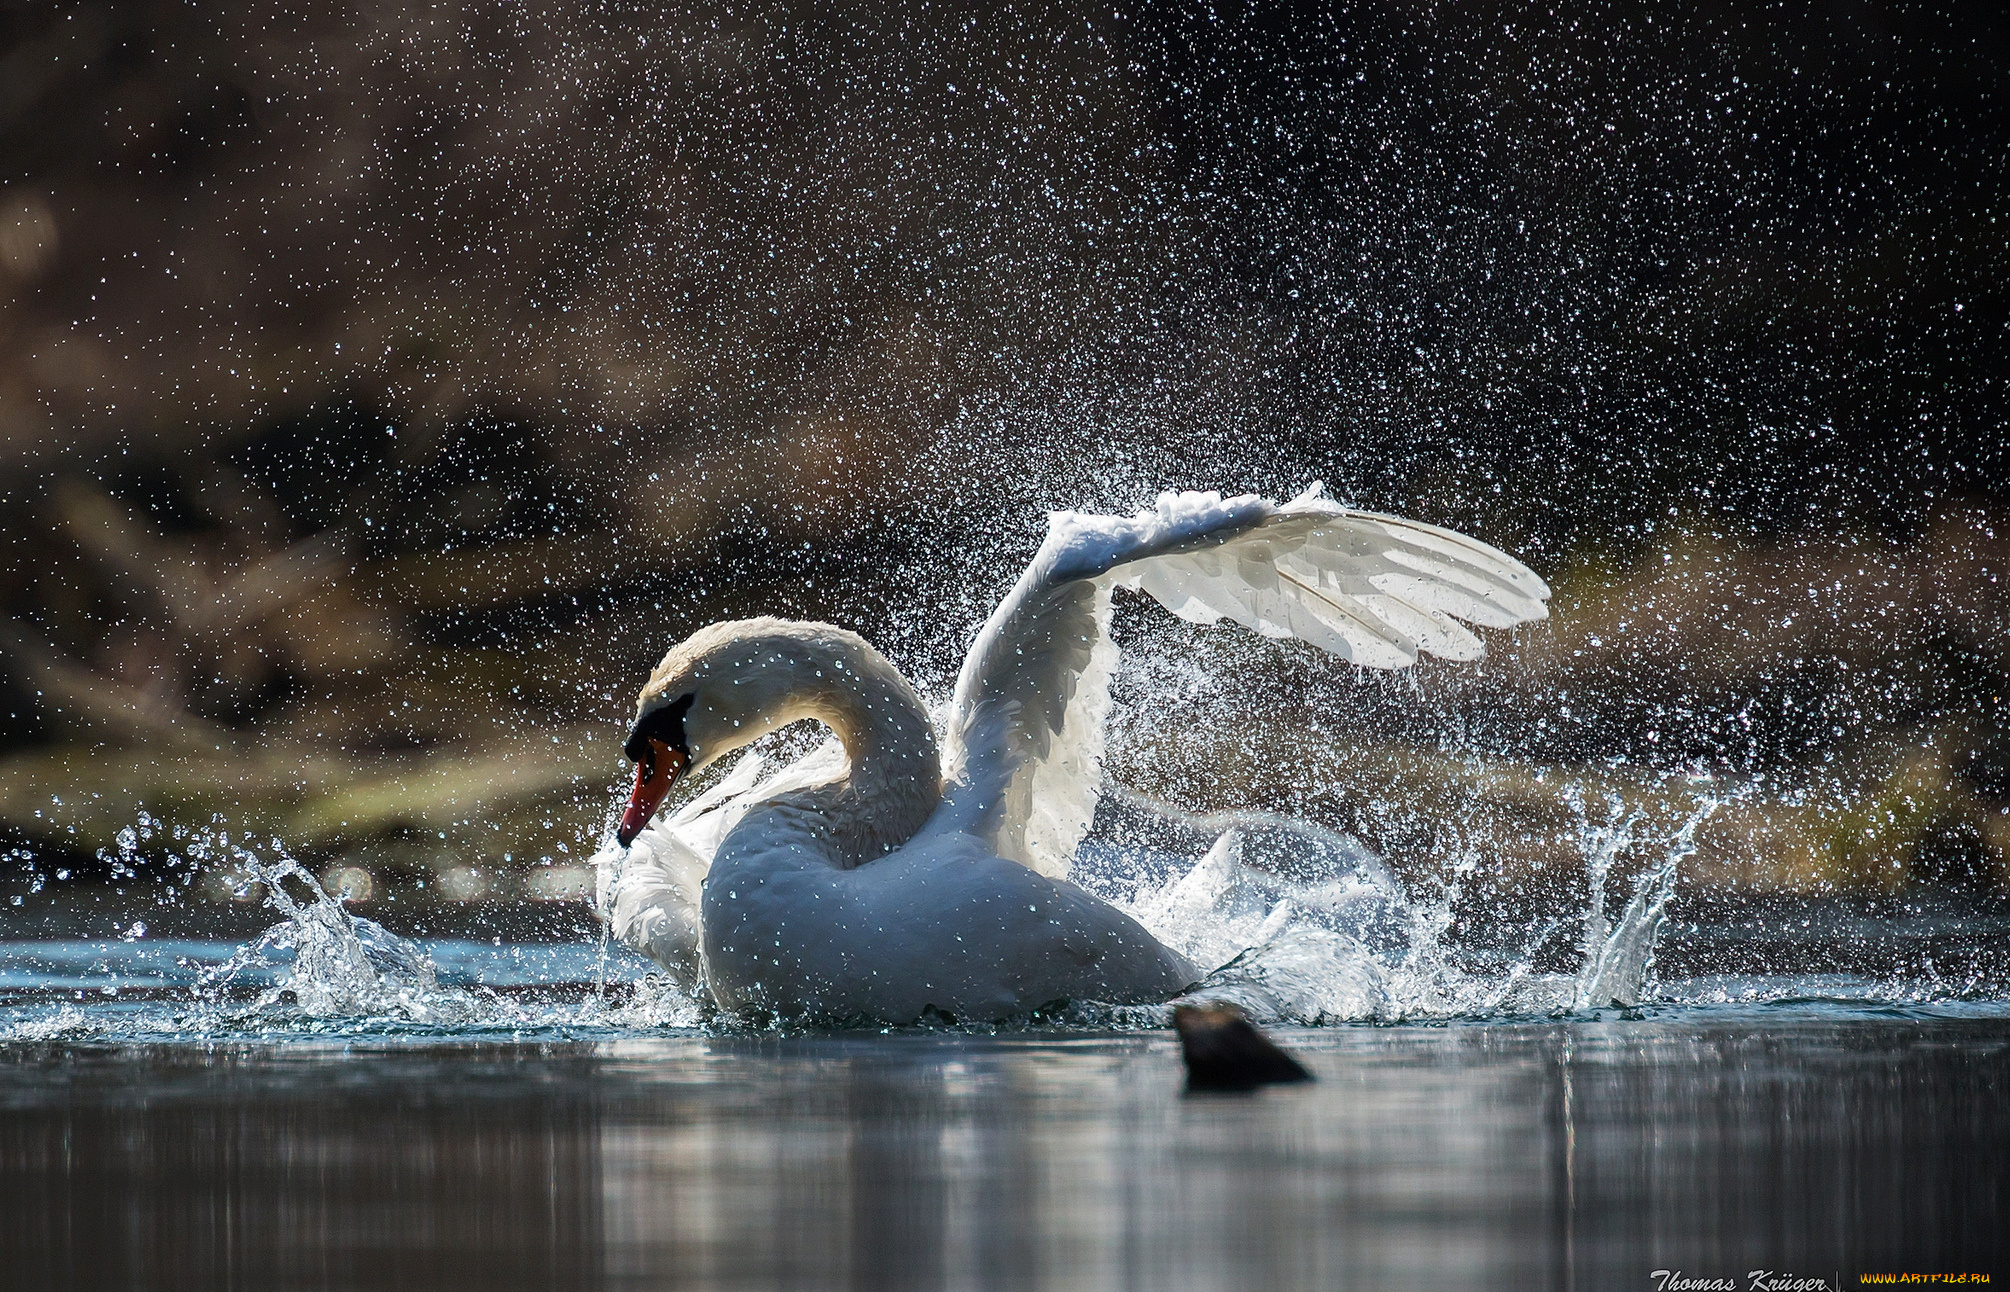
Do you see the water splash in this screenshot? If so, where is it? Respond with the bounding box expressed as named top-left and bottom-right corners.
top-left (1111, 785), bottom-right (1725, 1024)
top-left (199, 849), bottom-right (471, 1022)
top-left (1570, 790), bottom-right (1712, 1009)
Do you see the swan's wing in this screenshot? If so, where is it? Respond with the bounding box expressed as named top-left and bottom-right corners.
top-left (605, 827), bottom-right (711, 981)
top-left (936, 484), bottom-right (1550, 879)
top-left (605, 738), bottom-right (848, 979)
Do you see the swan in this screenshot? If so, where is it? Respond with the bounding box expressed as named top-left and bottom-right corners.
top-left (603, 484), bottom-right (1549, 1024)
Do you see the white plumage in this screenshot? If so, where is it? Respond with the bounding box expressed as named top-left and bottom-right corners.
top-left (602, 484), bottom-right (1549, 1023)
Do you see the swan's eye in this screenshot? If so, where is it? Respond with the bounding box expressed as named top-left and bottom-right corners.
top-left (624, 693), bottom-right (695, 765)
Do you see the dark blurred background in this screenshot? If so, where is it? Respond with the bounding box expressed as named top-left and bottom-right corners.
top-left (1, 0), bottom-right (2005, 922)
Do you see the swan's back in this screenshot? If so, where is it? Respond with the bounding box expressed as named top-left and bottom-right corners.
top-left (700, 820), bottom-right (1196, 1021)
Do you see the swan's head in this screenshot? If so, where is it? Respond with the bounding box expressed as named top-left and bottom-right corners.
top-left (617, 617), bottom-right (874, 846)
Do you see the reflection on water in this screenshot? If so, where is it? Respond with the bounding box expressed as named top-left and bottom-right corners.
top-left (1, 1017), bottom-right (2004, 1289)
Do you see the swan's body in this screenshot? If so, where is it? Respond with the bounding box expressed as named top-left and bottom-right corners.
top-left (605, 486), bottom-right (1550, 1023)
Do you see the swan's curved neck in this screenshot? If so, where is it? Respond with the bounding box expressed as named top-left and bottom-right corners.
top-left (713, 633), bottom-right (941, 872)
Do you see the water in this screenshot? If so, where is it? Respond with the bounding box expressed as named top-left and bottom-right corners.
top-left (2, 1018), bottom-right (2004, 1289)
top-left (3, 800), bottom-right (2007, 1285)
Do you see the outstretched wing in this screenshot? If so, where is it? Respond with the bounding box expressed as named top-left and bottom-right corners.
top-left (934, 485), bottom-right (1551, 879)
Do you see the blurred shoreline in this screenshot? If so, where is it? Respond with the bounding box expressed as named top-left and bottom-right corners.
top-left (4, 0), bottom-right (2005, 907)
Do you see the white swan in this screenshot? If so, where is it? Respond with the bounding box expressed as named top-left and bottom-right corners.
top-left (604, 485), bottom-right (1549, 1023)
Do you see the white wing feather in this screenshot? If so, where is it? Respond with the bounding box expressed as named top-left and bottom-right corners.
top-left (934, 484), bottom-right (1550, 879)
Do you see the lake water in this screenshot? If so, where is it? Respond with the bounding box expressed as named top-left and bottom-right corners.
top-left (4, 811), bottom-right (2007, 1289)
top-left (1, 927), bottom-right (2005, 1289)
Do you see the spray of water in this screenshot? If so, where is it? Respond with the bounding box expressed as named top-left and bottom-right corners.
top-left (1105, 785), bottom-right (1725, 1024)
top-left (1568, 789), bottom-right (1711, 1009)
top-left (196, 849), bottom-right (478, 1022)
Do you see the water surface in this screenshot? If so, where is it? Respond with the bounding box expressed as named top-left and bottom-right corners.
top-left (4, 819), bottom-right (2006, 1289)
top-left (3, 1011), bottom-right (2004, 1290)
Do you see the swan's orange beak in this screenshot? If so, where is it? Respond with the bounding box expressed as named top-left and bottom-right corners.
top-left (617, 738), bottom-right (687, 847)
